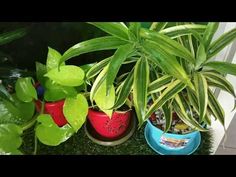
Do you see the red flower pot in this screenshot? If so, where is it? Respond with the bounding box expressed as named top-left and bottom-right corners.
top-left (87, 108), bottom-right (131, 139)
top-left (35, 100), bottom-right (68, 127)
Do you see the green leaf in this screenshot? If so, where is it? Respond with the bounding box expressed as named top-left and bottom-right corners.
top-left (195, 43), bottom-right (206, 69)
top-left (0, 28), bottom-right (27, 46)
top-left (36, 114), bottom-right (74, 146)
top-left (150, 22), bottom-right (168, 31)
top-left (15, 77), bottom-right (37, 102)
top-left (0, 83), bottom-right (14, 102)
top-left (63, 94), bottom-right (88, 132)
top-left (145, 79), bottom-right (186, 120)
top-left (46, 47), bottom-right (64, 71)
top-left (143, 40), bottom-right (193, 89)
top-left (148, 75), bottom-right (173, 94)
top-left (106, 43), bottom-right (134, 95)
top-left (86, 57), bottom-right (111, 80)
top-left (133, 57), bottom-right (149, 127)
top-left (160, 24), bottom-right (206, 38)
top-left (140, 28), bottom-right (195, 63)
top-left (0, 124), bottom-right (23, 155)
top-left (204, 61), bottom-right (236, 76)
top-left (94, 79), bottom-right (115, 118)
top-left (129, 22), bottom-right (141, 39)
top-left (35, 62), bottom-right (47, 87)
top-left (12, 94), bottom-right (35, 123)
top-left (90, 65), bottom-right (108, 104)
top-left (208, 89), bottom-right (225, 126)
top-left (173, 94), bottom-right (207, 131)
top-left (162, 101), bottom-right (172, 133)
top-left (112, 69), bottom-right (134, 110)
top-left (0, 95), bottom-right (35, 125)
top-left (88, 22), bottom-right (129, 40)
top-left (203, 22), bottom-right (219, 50)
top-left (208, 28), bottom-right (236, 59)
top-left (203, 71), bottom-right (236, 97)
top-left (44, 79), bottom-right (77, 102)
top-left (193, 73), bottom-right (208, 122)
top-left (60, 36), bottom-right (127, 64)
top-left (45, 65), bottom-right (85, 87)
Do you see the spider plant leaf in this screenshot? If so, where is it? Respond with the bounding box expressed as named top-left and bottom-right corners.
top-left (106, 43), bottom-right (134, 95)
top-left (173, 94), bottom-right (207, 131)
top-left (193, 73), bottom-right (208, 122)
top-left (208, 89), bottom-right (225, 126)
top-left (148, 75), bottom-right (173, 94)
top-left (203, 22), bottom-right (219, 50)
top-left (160, 24), bottom-right (207, 38)
top-left (60, 36), bottom-right (128, 64)
top-left (112, 69), bottom-right (134, 110)
top-left (133, 57), bottom-right (149, 127)
top-left (142, 40), bottom-right (193, 89)
top-left (88, 22), bottom-right (129, 40)
top-left (204, 61), bottom-right (236, 76)
top-left (140, 28), bottom-right (195, 63)
top-left (208, 28), bottom-right (236, 59)
top-left (162, 101), bottom-right (172, 133)
top-left (145, 79), bottom-right (186, 120)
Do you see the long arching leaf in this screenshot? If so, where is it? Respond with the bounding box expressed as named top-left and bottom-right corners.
top-left (208, 28), bottom-right (236, 59)
top-left (142, 40), bottom-right (193, 89)
top-left (106, 43), bottom-right (134, 95)
top-left (60, 36), bottom-right (128, 64)
top-left (145, 79), bottom-right (186, 120)
top-left (203, 22), bottom-right (219, 50)
top-left (160, 24), bottom-right (207, 38)
top-left (133, 57), bottom-right (149, 127)
top-left (193, 73), bottom-right (208, 122)
top-left (88, 22), bottom-right (129, 40)
top-left (140, 28), bottom-right (195, 63)
top-left (208, 89), bottom-right (225, 126)
top-left (148, 75), bottom-right (173, 94)
top-left (204, 61), bottom-right (236, 76)
top-left (173, 94), bottom-right (207, 131)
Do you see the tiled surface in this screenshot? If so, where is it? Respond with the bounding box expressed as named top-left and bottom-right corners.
top-left (215, 113), bottom-right (236, 154)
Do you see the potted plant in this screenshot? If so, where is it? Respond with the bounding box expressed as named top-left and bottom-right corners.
top-left (57, 22), bottom-right (236, 153)
top-left (55, 22), bottom-right (207, 143)
top-left (0, 46), bottom-right (90, 155)
top-left (143, 22), bottom-right (236, 154)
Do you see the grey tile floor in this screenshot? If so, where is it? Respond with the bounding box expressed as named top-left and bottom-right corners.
top-left (215, 113), bottom-right (236, 155)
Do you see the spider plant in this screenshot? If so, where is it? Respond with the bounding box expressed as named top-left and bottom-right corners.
top-left (57, 22), bottom-right (215, 129)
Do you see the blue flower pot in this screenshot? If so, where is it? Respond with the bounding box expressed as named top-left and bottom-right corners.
top-left (144, 120), bottom-right (201, 155)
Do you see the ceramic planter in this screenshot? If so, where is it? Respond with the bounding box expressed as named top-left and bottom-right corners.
top-left (87, 108), bottom-right (131, 139)
top-left (144, 119), bottom-right (201, 155)
top-left (34, 83), bottom-right (68, 127)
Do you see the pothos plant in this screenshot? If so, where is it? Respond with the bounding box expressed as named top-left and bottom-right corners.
top-left (57, 22), bottom-right (236, 133)
top-left (0, 47), bottom-right (89, 154)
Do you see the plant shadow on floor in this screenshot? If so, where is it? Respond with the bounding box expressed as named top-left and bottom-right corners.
top-left (21, 123), bottom-right (213, 155)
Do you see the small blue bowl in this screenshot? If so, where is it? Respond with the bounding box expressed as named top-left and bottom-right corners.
top-left (144, 120), bottom-right (201, 155)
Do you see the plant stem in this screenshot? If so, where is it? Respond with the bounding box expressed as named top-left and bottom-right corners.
top-left (33, 130), bottom-right (38, 155)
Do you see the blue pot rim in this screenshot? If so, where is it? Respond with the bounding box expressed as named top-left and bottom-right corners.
top-left (147, 119), bottom-right (199, 137)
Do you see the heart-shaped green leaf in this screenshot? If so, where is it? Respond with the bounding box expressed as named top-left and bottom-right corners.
top-left (36, 114), bottom-right (74, 146)
top-left (46, 47), bottom-right (64, 71)
top-left (44, 79), bottom-right (77, 102)
top-left (45, 65), bottom-right (85, 87)
top-left (63, 94), bottom-right (88, 132)
top-left (0, 124), bottom-right (23, 155)
top-left (15, 77), bottom-right (37, 102)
